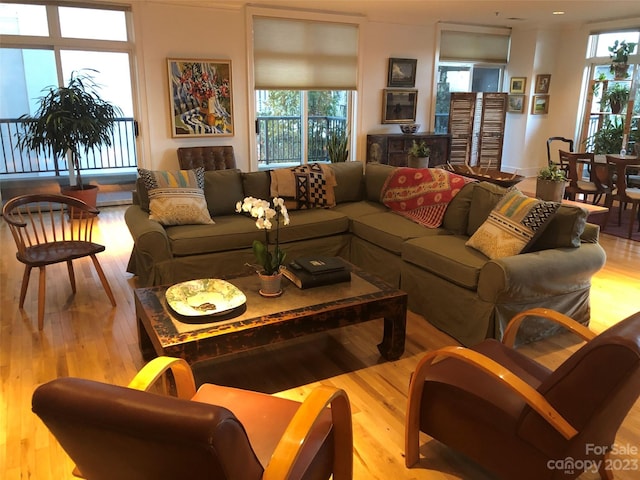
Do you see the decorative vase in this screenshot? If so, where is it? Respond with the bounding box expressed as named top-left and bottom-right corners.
top-left (258, 271), bottom-right (283, 297)
top-left (536, 179), bottom-right (565, 202)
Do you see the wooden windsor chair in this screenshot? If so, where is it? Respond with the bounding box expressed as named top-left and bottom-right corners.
top-left (2, 194), bottom-right (116, 330)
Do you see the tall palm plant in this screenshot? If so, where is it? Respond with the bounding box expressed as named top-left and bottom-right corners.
top-left (17, 69), bottom-right (123, 190)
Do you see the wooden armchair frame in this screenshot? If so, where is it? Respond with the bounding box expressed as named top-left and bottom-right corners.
top-left (127, 357), bottom-right (353, 480)
top-left (405, 308), bottom-right (598, 469)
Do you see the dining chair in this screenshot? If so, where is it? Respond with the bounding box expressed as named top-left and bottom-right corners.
top-left (559, 150), bottom-right (609, 204)
top-left (2, 194), bottom-right (116, 330)
top-left (603, 155), bottom-right (640, 238)
top-left (32, 356), bottom-right (353, 480)
top-left (405, 308), bottom-right (640, 480)
top-left (546, 136), bottom-right (574, 174)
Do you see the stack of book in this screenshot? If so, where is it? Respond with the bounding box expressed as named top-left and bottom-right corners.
top-left (281, 256), bottom-right (351, 289)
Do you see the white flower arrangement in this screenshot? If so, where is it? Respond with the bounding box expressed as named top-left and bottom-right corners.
top-left (236, 196), bottom-right (290, 275)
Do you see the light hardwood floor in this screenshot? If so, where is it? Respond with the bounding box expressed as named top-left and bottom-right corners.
top-left (1, 203), bottom-right (639, 480)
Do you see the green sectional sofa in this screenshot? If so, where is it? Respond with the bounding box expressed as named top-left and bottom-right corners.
top-left (124, 161), bottom-right (606, 346)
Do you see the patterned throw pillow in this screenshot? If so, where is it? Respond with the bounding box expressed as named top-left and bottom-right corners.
top-left (466, 189), bottom-right (559, 259)
top-left (148, 188), bottom-right (214, 226)
top-left (270, 163), bottom-right (337, 209)
top-left (137, 167), bottom-right (206, 212)
top-left (138, 167), bottom-right (205, 191)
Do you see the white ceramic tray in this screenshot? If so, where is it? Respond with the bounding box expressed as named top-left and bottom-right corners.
top-left (165, 279), bottom-right (246, 317)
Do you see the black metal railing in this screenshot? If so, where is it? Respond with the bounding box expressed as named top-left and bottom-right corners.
top-left (257, 115), bottom-right (347, 165)
top-left (0, 117), bottom-right (138, 176)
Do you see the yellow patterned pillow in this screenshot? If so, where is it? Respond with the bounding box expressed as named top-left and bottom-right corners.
top-left (148, 188), bottom-right (214, 226)
top-left (466, 189), bottom-right (559, 259)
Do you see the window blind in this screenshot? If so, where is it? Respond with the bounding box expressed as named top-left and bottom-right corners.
top-left (253, 16), bottom-right (358, 90)
top-left (440, 30), bottom-right (510, 63)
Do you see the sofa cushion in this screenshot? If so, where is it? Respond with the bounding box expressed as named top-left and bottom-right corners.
top-left (364, 163), bottom-right (395, 202)
top-left (203, 169), bottom-right (244, 216)
top-left (270, 163), bottom-right (337, 209)
top-left (330, 161), bottom-right (364, 203)
top-left (402, 235), bottom-right (488, 290)
top-left (148, 187), bottom-right (214, 226)
top-left (530, 204), bottom-right (588, 250)
top-left (441, 181), bottom-right (475, 234)
top-left (276, 209), bottom-right (350, 244)
top-left (351, 211), bottom-right (447, 255)
top-left (466, 189), bottom-right (560, 259)
top-left (331, 200), bottom-right (388, 223)
top-left (167, 216), bottom-right (261, 256)
top-left (466, 182), bottom-right (509, 236)
top-left (242, 171), bottom-right (271, 200)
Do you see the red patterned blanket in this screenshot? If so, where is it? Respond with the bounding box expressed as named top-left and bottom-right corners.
top-left (381, 168), bottom-right (474, 228)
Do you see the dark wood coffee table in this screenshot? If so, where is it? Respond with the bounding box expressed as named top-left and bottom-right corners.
top-left (134, 265), bottom-right (407, 365)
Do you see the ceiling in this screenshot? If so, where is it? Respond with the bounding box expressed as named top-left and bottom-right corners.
top-left (160, 1), bottom-right (640, 29)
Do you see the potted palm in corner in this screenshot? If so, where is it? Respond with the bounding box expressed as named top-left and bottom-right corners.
top-left (17, 69), bottom-right (123, 208)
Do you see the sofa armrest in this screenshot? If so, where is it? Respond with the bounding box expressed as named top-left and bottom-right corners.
top-left (124, 205), bottom-right (173, 264)
top-left (477, 243), bottom-right (606, 303)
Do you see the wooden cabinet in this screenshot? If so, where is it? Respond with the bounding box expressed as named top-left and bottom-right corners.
top-left (365, 133), bottom-right (451, 167)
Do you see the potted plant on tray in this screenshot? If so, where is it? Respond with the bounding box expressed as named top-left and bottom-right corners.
top-left (536, 164), bottom-right (567, 202)
top-left (408, 140), bottom-right (430, 168)
top-left (608, 40), bottom-right (637, 79)
top-left (17, 69), bottom-right (123, 208)
top-left (236, 196), bottom-right (290, 297)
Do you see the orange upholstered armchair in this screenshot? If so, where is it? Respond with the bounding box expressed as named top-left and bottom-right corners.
top-left (405, 308), bottom-right (640, 480)
top-left (32, 357), bottom-right (353, 480)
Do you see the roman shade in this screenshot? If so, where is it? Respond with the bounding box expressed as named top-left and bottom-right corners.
top-left (253, 16), bottom-right (358, 90)
top-left (440, 30), bottom-right (510, 63)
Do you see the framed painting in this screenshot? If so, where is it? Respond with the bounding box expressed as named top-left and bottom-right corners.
top-left (531, 95), bottom-right (550, 115)
top-left (510, 77), bottom-right (526, 94)
top-left (535, 74), bottom-right (551, 94)
top-left (167, 58), bottom-right (233, 137)
top-left (388, 58), bottom-right (417, 87)
top-left (382, 89), bottom-right (418, 123)
top-left (507, 94), bottom-right (525, 113)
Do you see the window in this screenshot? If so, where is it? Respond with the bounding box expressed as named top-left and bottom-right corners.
top-left (252, 13), bottom-right (358, 167)
top-left (579, 30), bottom-right (640, 154)
top-left (435, 25), bottom-right (509, 134)
top-left (256, 90), bottom-right (349, 166)
top-left (0, 2), bottom-right (137, 181)
top-left (435, 63), bottom-right (504, 133)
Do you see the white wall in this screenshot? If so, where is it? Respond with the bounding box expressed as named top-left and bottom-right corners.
top-left (133, 3), bottom-right (250, 170)
top-left (129, 2), bottom-right (622, 176)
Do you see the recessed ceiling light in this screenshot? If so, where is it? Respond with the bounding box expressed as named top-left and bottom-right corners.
top-left (553, 11), bottom-right (565, 15)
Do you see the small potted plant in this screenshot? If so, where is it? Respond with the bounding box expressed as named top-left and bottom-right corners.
top-left (601, 82), bottom-right (630, 114)
top-left (536, 164), bottom-right (567, 202)
top-left (608, 40), bottom-right (637, 79)
top-left (17, 69), bottom-right (123, 208)
top-left (236, 196), bottom-right (290, 296)
top-left (326, 129), bottom-right (349, 163)
top-left (408, 140), bottom-right (430, 168)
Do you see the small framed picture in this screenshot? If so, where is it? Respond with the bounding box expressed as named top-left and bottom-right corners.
top-left (531, 95), bottom-right (550, 115)
top-left (507, 94), bottom-right (526, 113)
top-left (382, 89), bottom-right (418, 123)
top-left (387, 58), bottom-right (417, 87)
top-left (535, 74), bottom-right (551, 94)
top-left (510, 77), bottom-right (526, 94)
